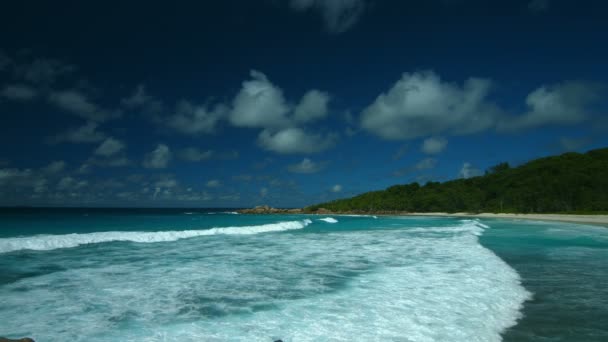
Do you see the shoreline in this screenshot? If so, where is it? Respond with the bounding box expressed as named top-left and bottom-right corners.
top-left (237, 207), bottom-right (608, 227)
top-left (387, 212), bottom-right (608, 227)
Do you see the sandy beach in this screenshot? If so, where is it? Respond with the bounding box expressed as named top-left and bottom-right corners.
top-left (406, 213), bottom-right (608, 226)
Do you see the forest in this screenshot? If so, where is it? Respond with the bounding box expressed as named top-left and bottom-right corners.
top-left (306, 148), bottom-right (608, 214)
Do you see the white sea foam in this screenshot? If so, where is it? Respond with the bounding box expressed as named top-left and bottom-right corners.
top-left (318, 217), bottom-right (338, 223)
top-left (0, 219), bottom-right (312, 254)
top-left (0, 219), bottom-right (531, 342)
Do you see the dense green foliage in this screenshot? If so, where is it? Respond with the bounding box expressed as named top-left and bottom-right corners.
top-left (307, 148), bottom-right (608, 213)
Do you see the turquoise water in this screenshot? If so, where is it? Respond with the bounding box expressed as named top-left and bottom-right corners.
top-left (0, 209), bottom-right (606, 341)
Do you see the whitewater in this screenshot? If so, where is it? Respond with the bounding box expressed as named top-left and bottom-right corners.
top-left (1, 209), bottom-right (607, 341)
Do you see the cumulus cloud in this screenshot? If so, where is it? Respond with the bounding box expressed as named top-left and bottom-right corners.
top-left (229, 70), bottom-right (290, 128)
top-left (421, 137), bottom-right (448, 154)
top-left (293, 90), bottom-right (330, 123)
top-left (331, 184), bottom-right (342, 192)
top-left (459, 162), bottom-right (482, 179)
top-left (206, 179), bottom-right (221, 188)
top-left (167, 100), bottom-right (226, 135)
top-left (287, 158), bottom-right (325, 173)
top-left (178, 147), bottom-right (214, 162)
top-left (121, 84), bottom-right (164, 116)
top-left (155, 178), bottom-right (178, 189)
top-left (498, 81), bottom-right (601, 131)
top-left (94, 137), bottom-right (125, 157)
top-left (0, 168), bottom-right (48, 194)
top-left (415, 158), bottom-right (437, 170)
top-left (143, 144), bottom-right (171, 169)
top-left (289, 0), bottom-right (367, 33)
top-left (43, 161), bottom-right (66, 174)
top-left (226, 70), bottom-right (337, 154)
top-left (50, 121), bottom-right (107, 144)
top-left (56, 176), bottom-right (88, 191)
top-left (1, 84), bottom-right (37, 101)
top-left (361, 71), bottom-right (501, 140)
top-left (258, 127), bottom-right (336, 154)
top-left (49, 90), bottom-right (120, 122)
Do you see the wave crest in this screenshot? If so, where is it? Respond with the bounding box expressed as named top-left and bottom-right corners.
top-left (0, 219), bottom-right (312, 254)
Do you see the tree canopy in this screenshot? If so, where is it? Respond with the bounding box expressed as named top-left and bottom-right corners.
top-left (306, 148), bottom-right (608, 214)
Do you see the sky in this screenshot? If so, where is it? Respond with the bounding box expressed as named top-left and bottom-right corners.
top-left (1, 0), bottom-right (607, 208)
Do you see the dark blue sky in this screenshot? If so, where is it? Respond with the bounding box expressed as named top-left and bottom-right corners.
top-left (1, 0), bottom-right (607, 207)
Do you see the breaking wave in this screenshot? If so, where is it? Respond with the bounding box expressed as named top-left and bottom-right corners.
top-left (0, 219), bottom-right (312, 254)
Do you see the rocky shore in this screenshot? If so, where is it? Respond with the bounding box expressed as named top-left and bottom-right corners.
top-left (237, 205), bottom-right (409, 215)
top-left (237, 205), bottom-right (303, 214)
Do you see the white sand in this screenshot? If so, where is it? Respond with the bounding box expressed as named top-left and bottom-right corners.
top-left (406, 212), bottom-right (608, 226)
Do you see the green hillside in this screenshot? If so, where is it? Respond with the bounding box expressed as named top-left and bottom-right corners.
top-left (306, 148), bottom-right (608, 214)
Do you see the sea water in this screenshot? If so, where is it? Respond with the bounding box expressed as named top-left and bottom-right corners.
top-left (0, 209), bottom-right (606, 341)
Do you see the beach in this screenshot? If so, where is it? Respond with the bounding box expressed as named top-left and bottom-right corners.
top-left (405, 213), bottom-right (608, 226)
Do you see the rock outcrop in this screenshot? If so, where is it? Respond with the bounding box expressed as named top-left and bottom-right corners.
top-left (0, 338), bottom-right (35, 342)
top-left (238, 205), bottom-right (302, 214)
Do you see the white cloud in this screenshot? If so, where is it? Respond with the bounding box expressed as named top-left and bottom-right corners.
top-left (57, 176), bottom-right (88, 191)
top-left (179, 148), bottom-right (214, 162)
top-left (415, 158), bottom-right (437, 170)
top-left (51, 121), bottom-right (107, 144)
top-left (122, 84), bottom-right (164, 116)
top-left (225, 70), bottom-right (337, 155)
top-left (287, 158), bottom-right (325, 173)
top-left (143, 144), bottom-right (171, 169)
top-left (258, 127), bottom-right (336, 154)
top-left (43, 161), bottom-right (66, 174)
top-left (167, 100), bottom-right (226, 135)
top-left (155, 178), bottom-right (178, 188)
top-left (95, 137), bottom-right (125, 157)
top-left (459, 162), bottom-right (482, 179)
top-left (331, 184), bottom-right (342, 192)
top-left (229, 70), bottom-right (290, 128)
top-left (421, 137), bottom-right (448, 154)
top-left (361, 71), bottom-right (501, 140)
top-left (289, 0), bottom-right (367, 33)
top-left (1, 84), bottom-right (37, 101)
top-left (49, 90), bottom-right (119, 122)
top-left (498, 81), bottom-right (601, 131)
top-left (293, 90), bottom-right (330, 123)
top-left (260, 187), bottom-right (269, 197)
top-left (206, 179), bottom-right (221, 188)
top-left (0, 168), bottom-right (47, 193)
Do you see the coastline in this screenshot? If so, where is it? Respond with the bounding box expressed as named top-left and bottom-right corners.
top-left (396, 212), bottom-right (608, 227)
top-left (237, 206), bottom-right (608, 227)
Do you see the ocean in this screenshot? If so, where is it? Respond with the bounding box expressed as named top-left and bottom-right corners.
top-left (0, 209), bottom-right (607, 341)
